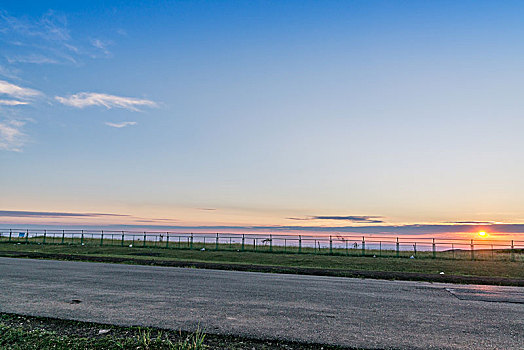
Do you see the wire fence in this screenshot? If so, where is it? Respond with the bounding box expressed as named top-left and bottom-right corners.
top-left (0, 228), bottom-right (523, 261)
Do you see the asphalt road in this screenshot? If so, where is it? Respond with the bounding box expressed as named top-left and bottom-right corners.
top-left (0, 257), bottom-right (522, 349)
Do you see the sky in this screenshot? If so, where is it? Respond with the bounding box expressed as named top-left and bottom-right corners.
top-left (1, 0), bottom-right (523, 239)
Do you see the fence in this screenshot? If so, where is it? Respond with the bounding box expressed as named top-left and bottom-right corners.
top-left (0, 229), bottom-right (523, 262)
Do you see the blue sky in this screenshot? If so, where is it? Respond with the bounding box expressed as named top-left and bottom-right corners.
top-left (1, 1), bottom-right (524, 237)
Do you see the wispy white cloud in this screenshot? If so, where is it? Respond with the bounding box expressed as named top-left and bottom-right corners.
top-left (0, 99), bottom-right (28, 106)
top-left (116, 28), bottom-right (127, 36)
top-left (55, 92), bottom-right (157, 111)
top-left (0, 80), bottom-right (41, 99)
top-left (0, 10), bottom-right (112, 65)
top-left (105, 121), bottom-right (137, 128)
top-left (90, 38), bottom-right (112, 56)
top-left (0, 10), bottom-right (70, 42)
top-left (0, 119), bottom-right (27, 152)
top-left (0, 65), bottom-right (20, 80)
top-left (6, 54), bottom-right (60, 65)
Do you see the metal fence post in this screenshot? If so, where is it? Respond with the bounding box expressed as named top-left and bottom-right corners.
top-left (81, 230), bottom-right (84, 245)
top-left (166, 232), bottom-right (169, 248)
top-left (470, 239), bottom-right (474, 260)
top-left (345, 239), bottom-right (348, 256)
top-left (121, 231), bottom-right (125, 247)
top-left (190, 233), bottom-right (193, 250)
top-left (215, 233), bottom-right (219, 251)
top-left (9, 229), bottom-right (12, 242)
top-left (26, 229), bottom-right (29, 243)
top-left (511, 240), bottom-right (515, 261)
top-left (100, 231), bottom-right (104, 246)
top-left (396, 237), bottom-right (399, 258)
top-left (329, 236), bottom-right (333, 255)
top-left (143, 232), bottom-right (147, 247)
top-left (242, 234), bottom-right (245, 251)
top-left (432, 238), bottom-right (436, 259)
top-left (270, 234), bottom-right (273, 252)
top-left (413, 242), bottom-right (417, 257)
top-left (362, 236), bottom-right (365, 256)
top-left (43, 230), bottom-right (46, 244)
top-left (61, 230), bottom-right (65, 244)
top-left (298, 235), bottom-right (302, 253)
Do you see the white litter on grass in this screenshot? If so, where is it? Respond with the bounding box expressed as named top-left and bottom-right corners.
top-left (129, 244), bottom-right (133, 248)
top-left (440, 272), bottom-right (445, 275)
top-left (410, 255), bottom-right (415, 259)
top-left (373, 255), bottom-right (376, 258)
top-left (200, 248), bottom-right (205, 251)
top-left (81, 243), bottom-right (85, 246)
top-left (98, 329), bottom-right (111, 335)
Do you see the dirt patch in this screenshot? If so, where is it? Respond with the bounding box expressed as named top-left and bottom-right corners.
top-left (1, 250), bottom-right (523, 286)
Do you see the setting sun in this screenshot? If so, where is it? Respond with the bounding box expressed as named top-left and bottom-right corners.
top-left (478, 231), bottom-right (488, 237)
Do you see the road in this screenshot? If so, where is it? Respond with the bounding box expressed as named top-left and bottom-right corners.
top-left (0, 257), bottom-right (522, 349)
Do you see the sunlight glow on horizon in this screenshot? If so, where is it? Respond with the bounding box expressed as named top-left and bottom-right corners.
top-left (1, 1), bottom-right (524, 238)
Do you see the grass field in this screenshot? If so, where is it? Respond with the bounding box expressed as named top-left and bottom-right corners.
top-left (1, 232), bottom-right (522, 262)
top-left (1, 242), bottom-right (522, 280)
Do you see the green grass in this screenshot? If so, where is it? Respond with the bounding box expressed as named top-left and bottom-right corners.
top-left (1, 241), bottom-right (522, 279)
top-left (0, 321), bottom-right (205, 350)
top-left (0, 313), bottom-right (345, 350)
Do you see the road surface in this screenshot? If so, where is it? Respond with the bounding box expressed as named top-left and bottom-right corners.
top-left (0, 257), bottom-right (522, 349)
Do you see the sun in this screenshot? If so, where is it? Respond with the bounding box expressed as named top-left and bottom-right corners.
top-left (478, 231), bottom-right (488, 238)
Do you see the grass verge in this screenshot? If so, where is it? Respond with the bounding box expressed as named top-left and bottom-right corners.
top-left (0, 313), bottom-right (346, 350)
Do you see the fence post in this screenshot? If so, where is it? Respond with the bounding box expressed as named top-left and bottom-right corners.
top-left (413, 242), bottom-right (416, 257)
top-left (81, 230), bottom-right (84, 245)
top-left (379, 241), bottom-right (382, 257)
top-left (270, 234), bottom-right (273, 252)
top-left (242, 234), bottom-right (245, 251)
top-left (345, 239), bottom-right (348, 256)
top-left (432, 238), bottom-right (436, 259)
top-left (43, 230), bottom-right (46, 244)
top-left (511, 240), bottom-right (515, 261)
top-left (143, 232), bottom-right (147, 247)
top-left (298, 235), bottom-right (302, 253)
top-left (396, 237), bottom-right (399, 258)
top-left (100, 231), bottom-right (104, 246)
top-left (121, 231), bottom-right (125, 247)
top-left (61, 230), bottom-right (65, 244)
top-left (9, 229), bottom-right (12, 242)
top-left (329, 236), bottom-right (333, 255)
top-left (362, 236), bottom-right (365, 256)
top-left (470, 239), bottom-right (474, 260)
top-left (26, 229), bottom-right (29, 243)
top-left (166, 233), bottom-right (169, 248)
top-left (215, 233), bottom-right (219, 251)
top-left (190, 233), bottom-right (194, 250)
